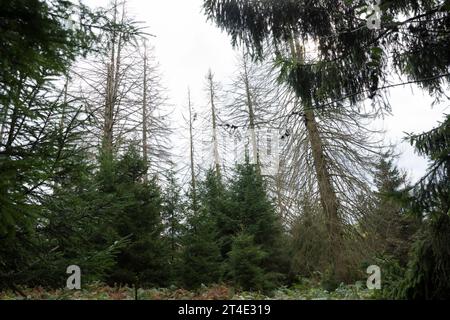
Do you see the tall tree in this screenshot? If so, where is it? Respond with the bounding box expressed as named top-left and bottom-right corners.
top-left (187, 89), bottom-right (199, 213)
top-left (136, 40), bottom-right (172, 180)
top-left (71, 1), bottom-right (142, 162)
top-left (141, 39), bottom-right (150, 182)
top-left (206, 70), bottom-right (222, 176)
top-left (199, 170), bottom-right (230, 259)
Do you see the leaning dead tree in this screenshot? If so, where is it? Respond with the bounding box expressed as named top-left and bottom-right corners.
top-left (269, 38), bottom-right (386, 280)
top-left (218, 41), bottom-right (386, 278)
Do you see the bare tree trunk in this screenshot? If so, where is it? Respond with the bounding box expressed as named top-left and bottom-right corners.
top-left (59, 76), bottom-right (69, 131)
top-left (142, 40), bottom-right (149, 182)
top-left (0, 104), bottom-right (8, 147)
top-left (5, 104), bottom-right (19, 155)
top-left (102, 0), bottom-right (125, 158)
top-left (102, 1), bottom-right (118, 157)
top-left (275, 170), bottom-right (285, 219)
top-left (207, 70), bottom-right (221, 177)
top-left (304, 109), bottom-right (341, 241)
top-left (188, 89), bottom-right (197, 212)
top-left (291, 38), bottom-right (344, 279)
top-left (242, 57), bottom-right (259, 166)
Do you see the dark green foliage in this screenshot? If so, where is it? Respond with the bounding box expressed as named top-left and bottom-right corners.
top-left (363, 153), bottom-right (420, 265)
top-left (0, 149), bottom-right (125, 289)
top-left (0, 0), bottom-right (102, 92)
top-left (289, 199), bottom-right (328, 278)
top-left (181, 209), bottom-right (222, 289)
top-left (204, 0), bottom-right (385, 108)
top-left (0, 0), bottom-right (140, 290)
top-left (388, 117), bottom-right (450, 300)
top-left (203, 0), bottom-right (450, 100)
top-left (203, 0), bottom-right (450, 299)
top-left (0, 0), bottom-right (142, 237)
top-left (199, 170), bottom-right (232, 258)
top-left (106, 147), bottom-right (169, 288)
top-left (407, 115), bottom-right (450, 214)
top-left (5, 0), bottom-right (449, 296)
top-left (39, 163), bottom-right (123, 286)
top-left (226, 162), bottom-right (288, 287)
top-left (227, 233), bottom-right (267, 291)
top-left (180, 164), bottom-right (289, 290)
top-left (0, 75), bottom-right (121, 288)
top-left (396, 214), bottom-right (450, 300)
top-left (180, 170), bottom-right (224, 288)
top-left (161, 169), bottom-right (185, 283)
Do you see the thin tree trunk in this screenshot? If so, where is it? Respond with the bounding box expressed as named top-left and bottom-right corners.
top-left (102, 0), bottom-right (125, 158)
top-left (188, 89), bottom-right (197, 212)
top-left (59, 76), bottom-right (69, 131)
top-left (291, 37), bottom-right (344, 279)
top-left (275, 170), bottom-right (285, 219)
top-left (170, 210), bottom-right (176, 262)
top-left (5, 104), bottom-right (19, 155)
top-left (0, 104), bottom-right (9, 147)
top-left (207, 71), bottom-right (221, 177)
top-left (142, 40), bottom-right (149, 182)
top-left (242, 57), bottom-right (259, 166)
top-left (102, 1), bottom-right (118, 157)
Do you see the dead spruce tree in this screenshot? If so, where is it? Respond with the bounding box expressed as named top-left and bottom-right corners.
top-left (70, 1), bottom-right (171, 179)
top-left (70, 0), bottom-right (139, 160)
top-left (221, 51), bottom-right (294, 216)
top-left (135, 40), bottom-right (172, 180)
top-left (206, 70), bottom-right (222, 177)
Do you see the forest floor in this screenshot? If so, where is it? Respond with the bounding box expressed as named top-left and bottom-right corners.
top-left (0, 282), bottom-right (377, 300)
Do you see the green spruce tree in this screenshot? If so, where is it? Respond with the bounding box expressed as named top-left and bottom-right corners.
top-left (226, 162), bottom-right (288, 289)
top-left (393, 116), bottom-right (450, 299)
top-left (365, 153), bottom-right (419, 265)
top-left (161, 169), bottom-right (184, 284)
top-left (107, 146), bottom-right (170, 288)
top-left (181, 209), bottom-right (222, 289)
top-left (228, 232), bottom-right (267, 291)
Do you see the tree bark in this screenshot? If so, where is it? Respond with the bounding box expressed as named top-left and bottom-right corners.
top-left (242, 57), bottom-right (259, 167)
top-left (207, 70), bottom-right (221, 177)
top-left (291, 37), bottom-right (344, 279)
top-left (142, 40), bottom-right (149, 182)
top-left (102, 1), bottom-right (117, 158)
top-left (188, 89), bottom-right (198, 212)
top-left (102, 0), bottom-right (124, 158)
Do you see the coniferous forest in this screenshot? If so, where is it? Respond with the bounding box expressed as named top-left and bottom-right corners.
top-left (0, 0), bottom-right (449, 301)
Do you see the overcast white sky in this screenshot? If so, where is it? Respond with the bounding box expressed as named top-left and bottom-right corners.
top-left (86, 0), bottom-right (449, 182)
